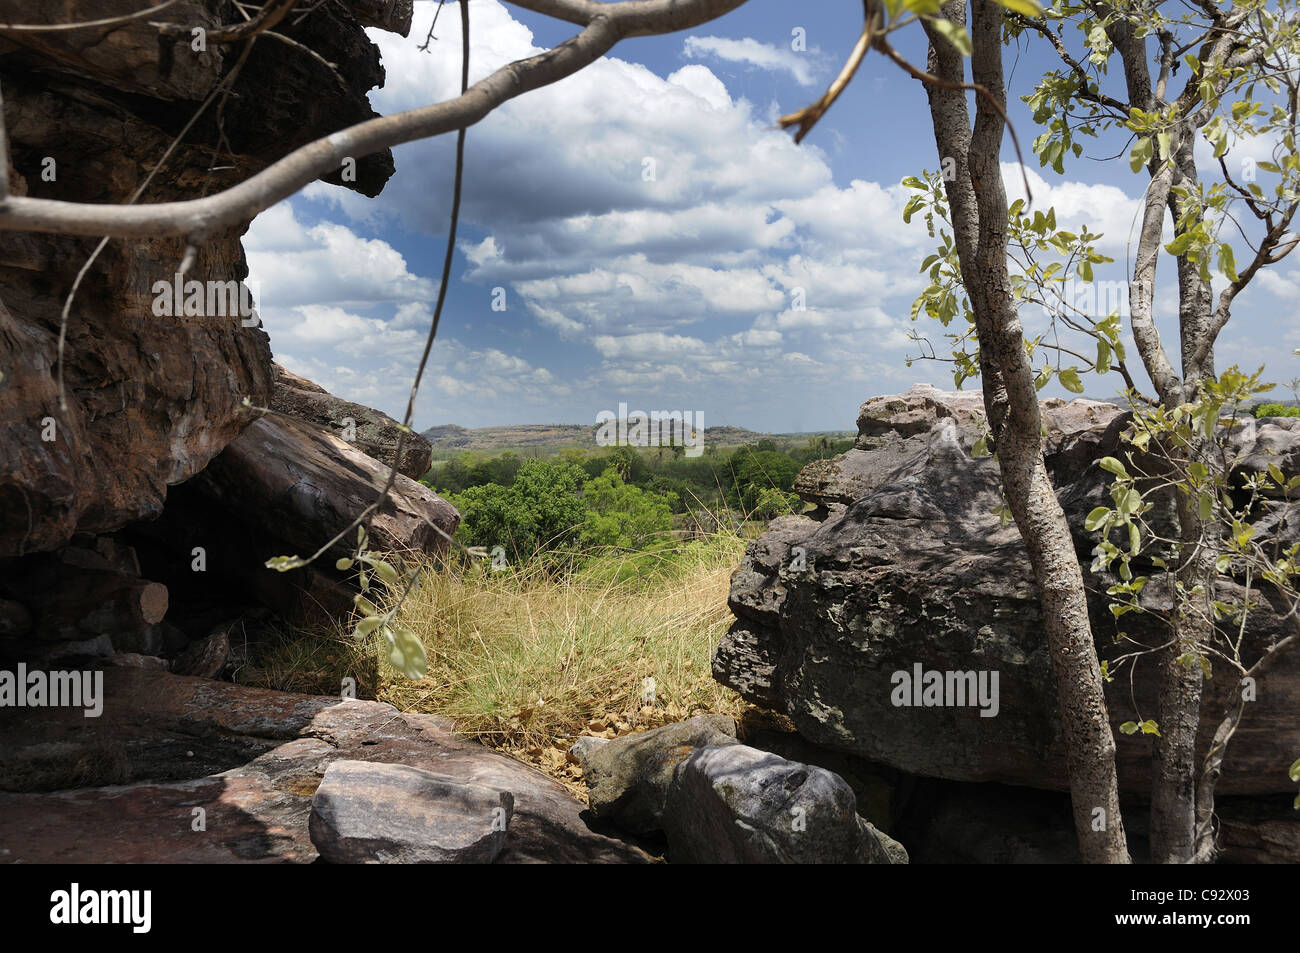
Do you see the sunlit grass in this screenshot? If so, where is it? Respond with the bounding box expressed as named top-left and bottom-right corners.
top-left (250, 532), bottom-right (747, 784)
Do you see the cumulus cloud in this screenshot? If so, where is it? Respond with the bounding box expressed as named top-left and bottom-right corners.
top-left (243, 1), bottom-right (1180, 428)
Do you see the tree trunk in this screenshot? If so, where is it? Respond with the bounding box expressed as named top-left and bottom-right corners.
top-left (921, 0), bottom-right (1130, 863)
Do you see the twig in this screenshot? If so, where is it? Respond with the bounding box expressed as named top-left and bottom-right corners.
top-left (0, 0), bottom-right (184, 32)
top-left (419, 0), bottom-right (447, 52)
top-left (877, 35), bottom-right (1034, 205)
top-left (779, 4), bottom-right (876, 143)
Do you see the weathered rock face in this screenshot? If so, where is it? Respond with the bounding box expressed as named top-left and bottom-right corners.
top-left (309, 760), bottom-right (514, 864)
top-left (574, 714), bottom-right (739, 835)
top-left (0, 667), bottom-right (651, 863)
top-left (714, 384), bottom-right (1300, 797)
top-left (662, 743), bottom-right (908, 864)
top-left (0, 0), bottom-right (406, 558)
top-left (271, 364), bottom-right (433, 480)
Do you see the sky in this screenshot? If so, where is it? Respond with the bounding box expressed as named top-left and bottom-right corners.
top-left (244, 0), bottom-right (1300, 434)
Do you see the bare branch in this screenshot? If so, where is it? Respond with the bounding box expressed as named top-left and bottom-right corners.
top-left (0, 0), bottom-right (747, 240)
top-left (0, 0), bottom-right (184, 32)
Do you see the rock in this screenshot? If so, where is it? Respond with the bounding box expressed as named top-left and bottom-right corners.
top-left (309, 760), bottom-right (513, 864)
top-left (567, 736), bottom-right (609, 764)
top-left (0, 599), bottom-right (32, 638)
top-left (0, 668), bottom-right (651, 863)
top-left (576, 715), bottom-right (738, 834)
top-left (714, 385), bottom-right (1300, 796)
top-left (102, 654), bottom-right (170, 670)
top-left (113, 414), bottom-right (459, 625)
top-left (270, 364), bottom-right (433, 480)
top-left (194, 415), bottom-right (457, 563)
top-left (0, 0), bottom-right (404, 559)
top-left (661, 744), bottom-right (906, 864)
top-left (1232, 417), bottom-right (1300, 497)
top-left (171, 626), bottom-right (230, 679)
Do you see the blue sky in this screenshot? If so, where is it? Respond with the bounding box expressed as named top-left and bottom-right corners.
top-left (244, 0), bottom-right (1299, 433)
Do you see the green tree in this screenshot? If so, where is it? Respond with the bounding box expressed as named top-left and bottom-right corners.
top-left (580, 467), bottom-right (675, 549)
top-left (451, 459), bottom-right (587, 561)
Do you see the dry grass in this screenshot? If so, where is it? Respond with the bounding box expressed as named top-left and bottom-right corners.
top-left (249, 534), bottom-right (746, 792)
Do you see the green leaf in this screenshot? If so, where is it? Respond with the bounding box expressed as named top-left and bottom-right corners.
top-left (1099, 456), bottom-right (1128, 477)
top-left (371, 559), bottom-right (400, 587)
top-left (1096, 338), bottom-right (1112, 374)
top-left (1129, 136), bottom-right (1153, 173)
top-left (265, 555), bottom-right (308, 573)
top-left (335, 557), bottom-right (355, 571)
top-left (928, 16), bottom-right (972, 56)
top-left (385, 623), bottom-right (427, 680)
top-left (992, 0), bottom-right (1043, 14)
top-left (1290, 758), bottom-right (1300, 783)
top-left (1128, 522), bottom-right (1141, 557)
top-left (1059, 367), bottom-right (1085, 394)
top-left (1085, 506), bottom-right (1111, 531)
top-left (354, 594), bottom-right (380, 616)
top-left (352, 616), bottom-right (383, 639)
top-left (1139, 719), bottom-right (1162, 737)
top-left (1119, 721), bottom-right (1139, 735)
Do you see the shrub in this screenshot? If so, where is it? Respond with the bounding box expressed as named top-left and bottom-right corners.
top-left (1253, 402), bottom-right (1300, 418)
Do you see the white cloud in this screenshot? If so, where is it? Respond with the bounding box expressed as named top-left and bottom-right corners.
top-left (682, 35), bottom-right (822, 87)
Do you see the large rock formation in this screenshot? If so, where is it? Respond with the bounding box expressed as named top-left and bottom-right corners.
top-left (714, 384), bottom-right (1300, 797)
top-left (271, 363), bottom-right (433, 480)
top-left (0, 2), bottom-right (456, 654)
top-left (0, 0), bottom-right (408, 558)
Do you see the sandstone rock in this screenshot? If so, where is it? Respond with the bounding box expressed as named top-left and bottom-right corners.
top-left (576, 714), bottom-right (738, 834)
top-left (661, 743), bottom-right (906, 864)
top-left (309, 760), bottom-right (513, 864)
top-left (171, 626), bottom-right (230, 680)
top-left (270, 364), bottom-right (432, 479)
top-left (0, 668), bottom-right (652, 863)
top-left (714, 385), bottom-right (1300, 796)
top-left (194, 415), bottom-right (457, 563)
top-left (0, 0), bottom-right (404, 559)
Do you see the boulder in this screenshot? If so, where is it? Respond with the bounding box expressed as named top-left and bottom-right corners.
top-left (0, 667), bottom-right (652, 863)
top-left (661, 743), bottom-right (907, 864)
top-left (714, 385), bottom-right (1300, 796)
top-left (574, 714), bottom-right (739, 834)
top-left (170, 625), bottom-right (230, 679)
top-left (309, 760), bottom-right (513, 864)
top-left (194, 415), bottom-right (456, 562)
top-left (270, 364), bottom-right (433, 480)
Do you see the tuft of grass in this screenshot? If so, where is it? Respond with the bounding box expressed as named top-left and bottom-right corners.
top-left (247, 532), bottom-right (747, 787)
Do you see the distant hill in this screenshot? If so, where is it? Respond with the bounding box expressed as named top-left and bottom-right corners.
top-left (419, 422), bottom-right (852, 453)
